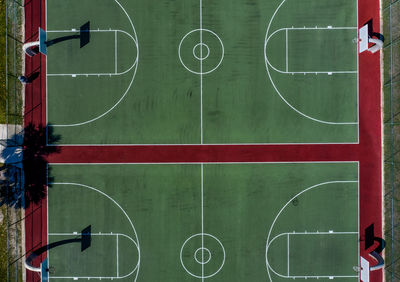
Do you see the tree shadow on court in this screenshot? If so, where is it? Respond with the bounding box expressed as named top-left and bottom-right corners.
top-left (0, 123), bottom-right (61, 209)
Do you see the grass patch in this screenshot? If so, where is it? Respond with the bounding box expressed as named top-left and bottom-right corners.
top-left (0, 207), bottom-right (8, 282)
top-left (0, 0), bottom-right (24, 125)
top-left (383, 1), bottom-right (400, 281)
top-left (0, 0), bottom-right (6, 124)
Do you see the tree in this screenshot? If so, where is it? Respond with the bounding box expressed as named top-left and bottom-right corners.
top-left (0, 124), bottom-right (60, 209)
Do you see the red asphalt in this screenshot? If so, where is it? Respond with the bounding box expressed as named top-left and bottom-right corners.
top-left (24, 0), bottom-right (383, 281)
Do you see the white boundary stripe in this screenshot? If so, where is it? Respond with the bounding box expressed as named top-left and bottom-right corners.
top-left (48, 141), bottom-right (359, 146)
top-left (46, 164), bottom-right (49, 276)
top-left (49, 161), bottom-right (359, 165)
top-left (265, 180), bottom-right (359, 281)
top-left (357, 159), bottom-right (362, 280)
top-left (201, 163), bottom-right (204, 281)
top-left (48, 183), bottom-right (141, 281)
top-left (200, 0), bottom-right (203, 145)
top-left (47, 139), bottom-right (360, 146)
top-left (356, 0), bottom-right (360, 153)
top-left (199, 0), bottom-right (204, 276)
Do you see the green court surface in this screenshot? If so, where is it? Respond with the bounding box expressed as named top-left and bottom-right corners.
top-left (47, 162), bottom-right (359, 281)
top-left (46, 0), bottom-right (358, 145)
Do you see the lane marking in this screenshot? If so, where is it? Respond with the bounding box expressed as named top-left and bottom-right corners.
top-left (265, 180), bottom-right (359, 281)
top-left (49, 183), bottom-right (141, 281)
top-left (115, 30), bottom-right (118, 74)
top-left (117, 234), bottom-right (119, 277)
top-left (286, 28), bottom-right (288, 72)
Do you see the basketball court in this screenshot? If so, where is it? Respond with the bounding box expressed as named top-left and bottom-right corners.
top-left (44, 0), bottom-right (359, 145)
top-left (46, 162), bottom-right (359, 281)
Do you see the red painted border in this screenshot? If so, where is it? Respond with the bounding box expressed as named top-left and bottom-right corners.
top-left (24, 0), bottom-right (382, 280)
top-left (24, 0), bottom-right (47, 281)
top-left (357, 0), bottom-right (383, 280)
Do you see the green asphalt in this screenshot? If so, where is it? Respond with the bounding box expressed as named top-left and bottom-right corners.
top-left (46, 0), bottom-right (358, 144)
top-left (48, 163), bottom-right (359, 281)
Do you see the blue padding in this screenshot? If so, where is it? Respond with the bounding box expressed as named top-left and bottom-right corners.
top-left (39, 28), bottom-right (47, 55)
top-left (41, 258), bottom-right (48, 281)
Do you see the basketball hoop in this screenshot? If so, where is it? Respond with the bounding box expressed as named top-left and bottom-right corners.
top-left (359, 24), bottom-right (383, 54)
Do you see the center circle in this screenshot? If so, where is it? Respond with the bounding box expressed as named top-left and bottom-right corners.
top-left (180, 233), bottom-right (226, 279)
top-left (194, 247), bottom-right (212, 264)
top-left (193, 43), bottom-right (210, 60)
top-left (178, 29), bottom-right (224, 75)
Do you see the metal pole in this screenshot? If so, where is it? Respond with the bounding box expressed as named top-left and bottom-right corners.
top-left (12, 0), bottom-right (23, 7)
top-left (389, 1), bottom-right (394, 281)
top-left (6, 190), bottom-right (10, 282)
top-left (15, 212), bottom-right (18, 282)
top-left (383, 0), bottom-right (400, 11)
top-left (5, 0), bottom-right (9, 148)
top-left (13, 0), bottom-right (17, 146)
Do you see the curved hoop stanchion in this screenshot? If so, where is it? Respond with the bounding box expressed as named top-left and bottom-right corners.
top-left (368, 38), bottom-right (383, 54)
top-left (24, 252), bottom-right (41, 272)
top-left (22, 41), bottom-right (40, 57)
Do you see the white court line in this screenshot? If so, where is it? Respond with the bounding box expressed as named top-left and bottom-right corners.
top-left (287, 233), bottom-right (289, 276)
top-left (116, 234), bottom-right (119, 277)
top-left (357, 160), bottom-right (360, 277)
top-left (46, 0), bottom-right (140, 129)
top-left (201, 163), bottom-right (204, 281)
top-left (199, 0), bottom-right (205, 276)
top-left (49, 57), bottom-right (137, 128)
top-left (265, 180), bottom-right (359, 281)
top-left (47, 163), bottom-right (359, 280)
top-left (49, 161), bottom-right (359, 165)
top-left (265, 27), bottom-right (358, 74)
top-left (46, 2), bottom-right (360, 145)
top-left (47, 140), bottom-right (360, 146)
top-left (47, 232), bottom-right (139, 280)
top-left (46, 164), bottom-right (49, 276)
top-left (264, 0), bottom-right (358, 125)
top-left (200, 0), bottom-right (203, 145)
top-left (268, 232), bottom-right (359, 279)
top-left (46, 29), bottom-right (136, 76)
top-left (115, 30), bottom-right (118, 74)
top-left (356, 0), bottom-right (360, 150)
top-left (46, 29), bottom-right (136, 44)
top-left (49, 183), bottom-right (141, 281)
top-left (285, 28), bottom-right (288, 72)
